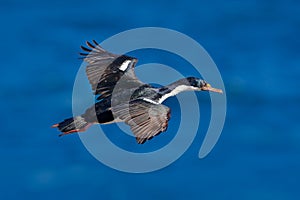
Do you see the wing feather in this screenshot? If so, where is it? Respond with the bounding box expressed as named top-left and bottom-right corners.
top-left (80, 40), bottom-right (143, 100)
top-left (112, 99), bottom-right (171, 144)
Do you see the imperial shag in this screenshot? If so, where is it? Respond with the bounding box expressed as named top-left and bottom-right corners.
top-left (52, 40), bottom-right (223, 144)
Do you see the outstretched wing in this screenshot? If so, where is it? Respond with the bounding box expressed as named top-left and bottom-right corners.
top-left (80, 40), bottom-right (144, 100)
top-left (113, 99), bottom-right (171, 144)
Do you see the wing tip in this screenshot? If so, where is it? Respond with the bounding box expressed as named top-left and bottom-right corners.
top-left (136, 137), bottom-right (146, 144)
top-left (86, 41), bottom-right (95, 48)
top-left (80, 45), bottom-right (92, 52)
top-left (93, 40), bottom-right (99, 45)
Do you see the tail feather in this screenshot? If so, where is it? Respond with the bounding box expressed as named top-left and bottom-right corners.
top-left (52, 116), bottom-right (91, 136)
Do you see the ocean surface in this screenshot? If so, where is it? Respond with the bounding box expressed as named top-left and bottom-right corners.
top-left (1, 0), bottom-right (299, 199)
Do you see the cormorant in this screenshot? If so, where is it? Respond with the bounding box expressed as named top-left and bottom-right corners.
top-left (52, 40), bottom-right (223, 144)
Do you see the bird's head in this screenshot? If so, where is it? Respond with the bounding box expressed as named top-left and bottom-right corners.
top-left (187, 77), bottom-right (223, 93)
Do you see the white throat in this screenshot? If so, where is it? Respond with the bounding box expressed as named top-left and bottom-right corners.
top-left (158, 85), bottom-right (198, 103)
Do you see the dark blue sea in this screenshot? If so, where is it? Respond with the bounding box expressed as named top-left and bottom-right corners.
top-left (1, 0), bottom-right (299, 199)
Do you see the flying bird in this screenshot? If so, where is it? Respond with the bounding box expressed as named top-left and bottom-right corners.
top-left (52, 40), bottom-right (223, 144)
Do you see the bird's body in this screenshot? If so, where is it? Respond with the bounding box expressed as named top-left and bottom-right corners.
top-left (53, 40), bottom-right (222, 144)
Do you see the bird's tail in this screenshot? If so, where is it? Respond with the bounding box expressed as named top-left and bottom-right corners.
top-left (52, 116), bottom-right (92, 136)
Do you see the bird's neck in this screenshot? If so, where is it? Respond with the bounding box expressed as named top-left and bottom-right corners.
top-left (157, 79), bottom-right (196, 103)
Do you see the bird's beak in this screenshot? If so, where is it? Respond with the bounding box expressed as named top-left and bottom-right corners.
top-left (202, 84), bottom-right (223, 94)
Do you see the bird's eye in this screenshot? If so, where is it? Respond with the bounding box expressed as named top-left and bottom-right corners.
top-left (201, 80), bottom-right (207, 87)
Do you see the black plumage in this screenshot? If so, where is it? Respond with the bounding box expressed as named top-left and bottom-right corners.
top-left (52, 40), bottom-right (223, 144)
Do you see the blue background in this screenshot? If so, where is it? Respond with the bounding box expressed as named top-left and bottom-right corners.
top-left (1, 0), bottom-right (299, 199)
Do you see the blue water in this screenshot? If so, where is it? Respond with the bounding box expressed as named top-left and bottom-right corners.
top-left (1, 0), bottom-right (300, 199)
